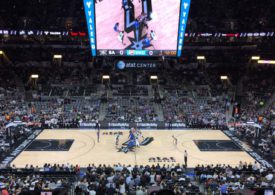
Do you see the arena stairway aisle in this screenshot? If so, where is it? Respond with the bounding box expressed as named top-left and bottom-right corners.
top-left (147, 85), bottom-right (154, 98)
top-left (226, 104), bottom-right (233, 122)
top-left (99, 102), bottom-right (107, 121)
top-left (154, 103), bottom-right (164, 121)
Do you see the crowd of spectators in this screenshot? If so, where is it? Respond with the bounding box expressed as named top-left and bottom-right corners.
top-left (75, 163), bottom-right (200, 195)
top-left (240, 65), bottom-right (274, 123)
top-left (0, 163), bottom-right (78, 194)
top-left (161, 94), bottom-right (227, 129)
top-left (105, 97), bottom-right (159, 122)
top-left (1, 162), bottom-right (273, 194)
top-left (230, 65), bottom-right (275, 165)
top-left (1, 64), bottom-right (273, 128)
top-left (0, 124), bottom-right (33, 163)
top-left (111, 85), bottom-right (149, 97)
top-left (234, 125), bottom-right (274, 158)
top-left (195, 162), bottom-right (274, 194)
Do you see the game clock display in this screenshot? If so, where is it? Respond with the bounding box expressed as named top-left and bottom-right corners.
top-left (84, 0), bottom-right (191, 57)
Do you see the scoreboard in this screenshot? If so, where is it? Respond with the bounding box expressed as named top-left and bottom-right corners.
top-left (84, 0), bottom-right (191, 57)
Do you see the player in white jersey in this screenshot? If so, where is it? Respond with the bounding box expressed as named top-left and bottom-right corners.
top-left (115, 134), bottom-right (120, 146)
top-left (150, 30), bottom-right (157, 41)
top-left (172, 135), bottom-right (177, 145)
top-left (135, 136), bottom-right (140, 147)
top-left (118, 31), bottom-right (126, 45)
top-left (134, 127), bottom-right (144, 140)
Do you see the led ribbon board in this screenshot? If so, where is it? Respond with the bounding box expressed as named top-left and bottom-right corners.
top-left (83, 0), bottom-right (96, 56)
top-left (177, 0), bottom-right (191, 57)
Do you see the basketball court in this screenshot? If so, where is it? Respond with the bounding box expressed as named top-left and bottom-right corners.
top-left (11, 129), bottom-right (255, 168)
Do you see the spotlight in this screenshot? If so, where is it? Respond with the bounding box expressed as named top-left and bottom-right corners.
top-left (220, 76), bottom-right (228, 80)
top-left (102, 75), bottom-right (110, 80)
top-left (251, 56), bottom-right (260, 60)
top-left (53, 54), bottom-right (62, 59)
top-left (150, 75), bottom-right (158, 80)
top-left (197, 56), bottom-right (205, 60)
top-left (31, 74), bottom-right (39, 79)
top-left (258, 60), bottom-right (275, 65)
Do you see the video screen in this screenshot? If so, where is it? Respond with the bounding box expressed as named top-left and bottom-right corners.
top-left (94, 0), bottom-right (183, 56)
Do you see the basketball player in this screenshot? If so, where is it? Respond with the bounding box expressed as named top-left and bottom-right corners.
top-left (135, 135), bottom-right (140, 147)
top-left (115, 134), bottom-right (120, 146)
top-left (121, 0), bottom-right (128, 10)
top-left (129, 128), bottom-right (135, 139)
top-left (96, 120), bottom-right (100, 131)
top-left (96, 120), bottom-right (100, 143)
top-left (134, 19), bottom-right (140, 30)
top-left (136, 128), bottom-right (145, 141)
top-left (97, 129), bottom-right (100, 143)
top-left (150, 30), bottom-right (157, 41)
top-left (113, 22), bottom-right (120, 33)
top-left (172, 135), bottom-right (177, 145)
top-left (143, 36), bottom-right (155, 49)
top-left (118, 31), bottom-right (126, 45)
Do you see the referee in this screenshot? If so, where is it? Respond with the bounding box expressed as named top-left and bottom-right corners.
top-left (184, 150), bottom-right (188, 167)
top-left (96, 120), bottom-right (100, 131)
top-left (96, 120), bottom-right (100, 143)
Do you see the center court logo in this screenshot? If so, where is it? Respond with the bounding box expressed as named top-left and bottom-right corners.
top-left (116, 61), bottom-right (126, 70)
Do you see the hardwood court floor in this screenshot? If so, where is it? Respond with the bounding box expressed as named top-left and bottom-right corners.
top-left (12, 130), bottom-right (255, 168)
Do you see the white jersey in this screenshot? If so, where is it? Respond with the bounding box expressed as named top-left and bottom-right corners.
top-left (136, 129), bottom-right (143, 139)
top-left (135, 137), bottom-right (140, 146)
top-left (116, 134), bottom-right (120, 141)
top-left (118, 32), bottom-right (124, 42)
top-left (150, 31), bottom-right (157, 40)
